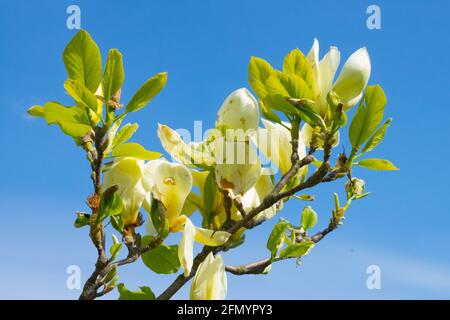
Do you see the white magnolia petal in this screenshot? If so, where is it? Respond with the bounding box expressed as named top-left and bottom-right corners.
top-left (103, 157), bottom-right (146, 225)
top-left (194, 228), bottom-right (231, 246)
top-left (333, 47), bottom-right (371, 110)
top-left (190, 252), bottom-right (227, 300)
top-left (317, 46), bottom-right (341, 112)
top-left (258, 119), bottom-right (306, 175)
top-left (179, 217), bottom-right (195, 277)
top-left (143, 159), bottom-right (193, 228)
top-left (213, 137), bottom-right (261, 196)
top-left (242, 174), bottom-right (279, 223)
top-left (157, 124), bottom-right (214, 167)
top-left (306, 38), bottom-right (320, 83)
top-left (216, 88), bottom-right (259, 134)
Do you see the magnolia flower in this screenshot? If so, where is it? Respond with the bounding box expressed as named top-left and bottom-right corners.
top-left (239, 173), bottom-right (281, 223)
top-left (157, 124), bottom-right (215, 168)
top-left (307, 38), bottom-right (371, 113)
top-left (256, 119), bottom-right (306, 175)
top-left (142, 159), bottom-right (230, 276)
top-left (216, 88), bottom-right (259, 136)
top-left (212, 137), bottom-right (261, 197)
top-left (190, 252), bottom-right (227, 300)
top-left (103, 157), bottom-right (147, 226)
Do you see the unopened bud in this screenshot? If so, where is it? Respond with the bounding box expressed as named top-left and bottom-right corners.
top-left (346, 178), bottom-right (365, 198)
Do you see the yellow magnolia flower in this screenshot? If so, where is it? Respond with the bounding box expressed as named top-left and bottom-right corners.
top-left (239, 173), bottom-right (281, 223)
top-left (307, 38), bottom-right (371, 113)
top-left (103, 157), bottom-right (147, 226)
top-left (142, 159), bottom-right (230, 276)
top-left (256, 119), bottom-right (306, 175)
top-left (157, 123), bottom-right (215, 167)
top-left (216, 88), bottom-right (259, 135)
top-left (190, 252), bottom-right (227, 300)
top-left (212, 136), bottom-right (261, 197)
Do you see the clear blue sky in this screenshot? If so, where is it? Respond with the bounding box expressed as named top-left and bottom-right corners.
top-left (1, 0), bottom-right (449, 299)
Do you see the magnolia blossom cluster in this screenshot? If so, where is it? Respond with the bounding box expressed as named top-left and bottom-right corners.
top-left (103, 39), bottom-right (371, 300)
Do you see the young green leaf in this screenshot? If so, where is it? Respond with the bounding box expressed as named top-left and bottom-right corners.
top-left (267, 221), bottom-right (288, 257)
top-left (109, 235), bottom-right (123, 261)
top-left (349, 85), bottom-right (387, 149)
top-left (278, 241), bottom-right (315, 259)
top-left (357, 158), bottom-right (399, 171)
top-left (125, 72), bottom-right (167, 113)
top-left (112, 123), bottom-right (139, 148)
top-left (102, 49), bottom-right (124, 105)
top-left (141, 236), bottom-right (180, 274)
top-left (283, 48), bottom-right (316, 95)
top-left (260, 99), bottom-right (281, 124)
top-left (27, 105), bottom-right (44, 117)
top-left (111, 143), bottom-right (161, 160)
top-left (248, 56), bottom-right (277, 99)
top-left (64, 79), bottom-right (100, 114)
top-left (359, 118), bottom-right (392, 155)
top-left (63, 30), bottom-right (102, 93)
top-left (74, 212), bottom-right (90, 228)
top-left (117, 283), bottom-right (155, 300)
top-left (203, 170), bottom-right (218, 224)
top-left (97, 186), bottom-right (124, 224)
top-left (43, 101), bottom-right (92, 138)
top-left (301, 206), bottom-right (318, 231)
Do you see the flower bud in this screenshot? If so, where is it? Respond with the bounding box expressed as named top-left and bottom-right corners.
top-left (216, 88), bottom-right (259, 136)
top-left (345, 178), bottom-right (365, 198)
top-left (190, 252), bottom-right (227, 300)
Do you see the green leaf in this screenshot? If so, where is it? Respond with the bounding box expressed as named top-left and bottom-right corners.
top-left (360, 118), bottom-right (392, 155)
top-left (283, 48), bottom-right (316, 95)
top-left (117, 283), bottom-right (155, 300)
top-left (111, 143), bottom-right (161, 160)
top-left (301, 206), bottom-right (318, 231)
top-left (110, 214), bottom-right (124, 232)
top-left (109, 235), bottom-right (123, 261)
top-left (357, 158), bottom-right (399, 171)
top-left (265, 73), bottom-right (312, 116)
top-left (112, 123), bottom-right (139, 148)
top-left (349, 85), bottom-right (387, 149)
top-left (260, 99), bottom-right (281, 124)
top-left (63, 30), bottom-right (102, 93)
top-left (43, 101), bottom-right (92, 138)
top-left (278, 241), bottom-right (315, 259)
top-left (248, 56), bottom-right (277, 99)
top-left (125, 72), bottom-right (167, 113)
top-left (203, 170), bottom-right (218, 223)
top-left (141, 236), bottom-right (180, 274)
top-left (102, 49), bottom-right (124, 104)
top-left (267, 221), bottom-right (288, 257)
top-left (97, 186), bottom-right (124, 224)
top-left (149, 198), bottom-right (169, 237)
top-left (27, 105), bottom-right (44, 117)
top-left (64, 79), bottom-right (100, 114)
top-left (74, 212), bottom-right (90, 228)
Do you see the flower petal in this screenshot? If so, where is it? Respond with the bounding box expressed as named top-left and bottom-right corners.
top-left (317, 46), bottom-right (340, 113)
top-left (190, 252), bottom-right (227, 300)
top-left (143, 159), bottom-right (193, 229)
top-left (194, 228), bottom-right (231, 246)
top-left (157, 124), bottom-right (214, 167)
top-left (333, 47), bottom-right (371, 110)
top-left (103, 157), bottom-right (146, 225)
top-left (179, 216), bottom-right (195, 276)
top-left (216, 88), bottom-right (259, 134)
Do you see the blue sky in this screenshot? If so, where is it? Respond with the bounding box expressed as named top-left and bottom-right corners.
top-left (1, 0), bottom-right (450, 299)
